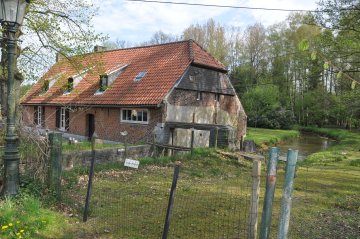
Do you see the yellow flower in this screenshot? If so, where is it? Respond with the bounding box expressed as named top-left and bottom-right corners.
top-left (20, 229), bottom-right (25, 233)
top-left (2, 225), bottom-right (8, 229)
top-left (9, 223), bottom-right (13, 226)
top-left (16, 232), bottom-right (20, 236)
top-left (16, 221), bottom-right (20, 224)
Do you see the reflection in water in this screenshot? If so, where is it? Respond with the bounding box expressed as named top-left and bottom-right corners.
top-left (276, 133), bottom-right (336, 161)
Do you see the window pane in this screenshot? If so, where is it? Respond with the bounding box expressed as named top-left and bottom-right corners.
top-left (137, 112), bottom-right (142, 121)
top-left (143, 111), bottom-right (148, 122)
top-left (122, 110), bottom-right (126, 120)
top-left (131, 110), bottom-right (137, 121)
top-left (127, 110), bottom-right (131, 120)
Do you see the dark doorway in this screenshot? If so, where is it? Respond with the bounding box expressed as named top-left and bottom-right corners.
top-left (86, 114), bottom-right (95, 140)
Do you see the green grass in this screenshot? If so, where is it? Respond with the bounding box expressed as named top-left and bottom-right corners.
top-left (246, 127), bottom-right (299, 146)
top-left (62, 141), bottom-right (123, 152)
top-left (300, 127), bottom-right (360, 167)
top-left (62, 149), bottom-right (253, 238)
top-left (8, 127), bottom-right (358, 238)
top-left (0, 195), bottom-right (69, 239)
top-left (60, 142), bottom-right (359, 238)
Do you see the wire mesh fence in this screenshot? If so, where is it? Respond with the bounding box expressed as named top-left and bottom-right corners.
top-left (58, 144), bottom-right (359, 239)
top-left (78, 155), bottom-right (254, 239)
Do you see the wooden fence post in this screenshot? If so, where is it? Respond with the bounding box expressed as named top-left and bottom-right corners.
top-left (260, 147), bottom-right (279, 239)
top-left (248, 159), bottom-right (262, 239)
top-left (190, 128), bottom-right (194, 155)
top-left (278, 149), bottom-right (298, 239)
top-left (215, 127), bottom-right (219, 149)
top-left (162, 164), bottom-right (180, 239)
top-left (48, 132), bottom-right (63, 201)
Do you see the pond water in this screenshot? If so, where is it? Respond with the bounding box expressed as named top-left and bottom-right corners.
top-left (276, 132), bottom-right (337, 161)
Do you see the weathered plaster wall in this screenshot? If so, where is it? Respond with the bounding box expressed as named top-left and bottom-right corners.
top-left (166, 89), bottom-right (245, 130)
top-left (164, 65), bottom-right (247, 149)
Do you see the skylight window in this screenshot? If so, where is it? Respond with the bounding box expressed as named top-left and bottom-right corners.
top-left (134, 71), bottom-right (147, 82)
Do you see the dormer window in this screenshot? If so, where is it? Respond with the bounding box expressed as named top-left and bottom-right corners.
top-left (42, 80), bottom-right (49, 92)
top-left (134, 71), bottom-right (146, 82)
top-left (39, 73), bottom-right (63, 96)
top-left (94, 64), bottom-right (128, 95)
top-left (99, 75), bottom-right (108, 92)
top-left (64, 78), bottom-right (73, 94)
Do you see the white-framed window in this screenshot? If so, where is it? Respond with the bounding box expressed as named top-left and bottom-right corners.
top-left (197, 91), bottom-right (202, 101)
top-left (60, 107), bottom-right (66, 130)
top-left (34, 106), bottom-right (44, 126)
top-left (37, 106), bottom-right (42, 126)
top-left (56, 107), bottom-right (69, 131)
top-left (121, 109), bottom-right (149, 124)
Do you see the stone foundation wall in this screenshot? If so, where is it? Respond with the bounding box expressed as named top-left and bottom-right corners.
top-left (62, 144), bottom-right (151, 170)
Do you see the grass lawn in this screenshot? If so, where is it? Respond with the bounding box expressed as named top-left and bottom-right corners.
top-left (61, 149), bottom-right (254, 239)
top-left (4, 127), bottom-right (358, 238)
top-left (62, 141), bottom-right (123, 152)
top-left (246, 127), bottom-right (299, 146)
top-left (59, 125), bottom-right (359, 238)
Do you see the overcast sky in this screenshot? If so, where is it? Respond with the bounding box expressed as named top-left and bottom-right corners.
top-left (92, 0), bottom-right (318, 44)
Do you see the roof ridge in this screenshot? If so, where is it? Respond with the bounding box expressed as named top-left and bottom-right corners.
top-left (95, 39), bottom-right (192, 54)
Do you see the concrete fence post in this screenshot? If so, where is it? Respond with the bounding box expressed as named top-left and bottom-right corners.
top-left (248, 159), bottom-right (262, 239)
top-left (48, 132), bottom-right (63, 201)
top-left (278, 149), bottom-right (298, 239)
top-left (260, 147), bottom-right (279, 239)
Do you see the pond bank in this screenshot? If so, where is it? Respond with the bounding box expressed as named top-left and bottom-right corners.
top-left (246, 127), bottom-right (299, 147)
top-left (247, 127), bottom-right (360, 166)
top-left (299, 127), bottom-right (360, 166)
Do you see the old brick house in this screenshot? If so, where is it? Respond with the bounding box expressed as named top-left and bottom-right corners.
top-left (21, 40), bottom-right (246, 148)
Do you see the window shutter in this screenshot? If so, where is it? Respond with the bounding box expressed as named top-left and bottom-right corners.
top-left (65, 108), bottom-right (70, 131)
top-left (34, 106), bottom-right (38, 125)
top-left (41, 106), bottom-right (45, 127)
top-left (56, 107), bottom-right (60, 128)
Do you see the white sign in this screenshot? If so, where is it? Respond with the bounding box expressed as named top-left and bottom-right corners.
top-left (124, 158), bottom-right (140, 169)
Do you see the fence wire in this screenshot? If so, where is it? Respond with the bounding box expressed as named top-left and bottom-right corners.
top-left (79, 159), bottom-right (253, 239)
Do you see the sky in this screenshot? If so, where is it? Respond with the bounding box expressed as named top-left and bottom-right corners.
top-left (92, 0), bottom-right (318, 44)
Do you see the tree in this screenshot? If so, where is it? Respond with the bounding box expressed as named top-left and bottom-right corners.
top-left (182, 19), bottom-right (229, 66)
top-left (143, 30), bottom-right (179, 45)
top-left (0, 0), bottom-right (105, 114)
top-left (242, 85), bottom-right (279, 128)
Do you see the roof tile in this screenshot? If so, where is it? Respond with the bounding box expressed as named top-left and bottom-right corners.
top-left (21, 40), bottom-right (226, 106)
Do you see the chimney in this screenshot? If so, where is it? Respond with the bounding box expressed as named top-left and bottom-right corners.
top-left (94, 45), bottom-right (107, 52)
top-left (56, 53), bottom-right (66, 62)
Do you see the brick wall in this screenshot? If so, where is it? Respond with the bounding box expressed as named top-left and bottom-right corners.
top-left (21, 105), bottom-right (164, 143)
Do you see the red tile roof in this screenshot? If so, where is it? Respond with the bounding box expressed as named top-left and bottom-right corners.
top-left (21, 40), bottom-right (226, 106)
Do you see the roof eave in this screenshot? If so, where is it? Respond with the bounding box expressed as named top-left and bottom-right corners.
top-left (191, 62), bottom-right (227, 73)
top-left (20, 103), bottom-right (161, 108)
